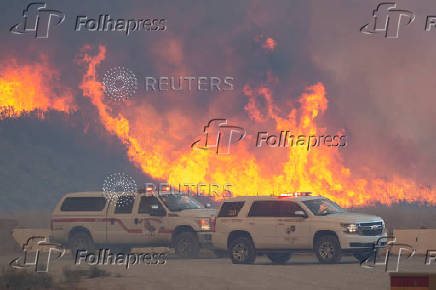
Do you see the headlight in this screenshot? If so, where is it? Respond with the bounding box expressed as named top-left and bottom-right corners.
top-left (197, 218), bottom-right (212, 231)
top-left (341, 223), bottom-right (358, 234)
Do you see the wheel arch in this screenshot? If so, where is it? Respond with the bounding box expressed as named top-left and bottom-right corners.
top-left (227, 230), bottom-right (254, 249)
top-left (171, 225), bottom-right (197, 245)
top-left (68, 226), bottom-right (93, 243)
top-left (313, 230), bottom-right (340, 248)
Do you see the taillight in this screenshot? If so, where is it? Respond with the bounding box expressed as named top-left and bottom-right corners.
top-left (212, 217), bottom-right (216, 232)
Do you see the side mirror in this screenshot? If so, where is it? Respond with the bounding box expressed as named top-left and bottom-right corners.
top-left (294, 210), bottom-right (306, 217)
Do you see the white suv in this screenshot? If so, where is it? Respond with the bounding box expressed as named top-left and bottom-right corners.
top-left (212, 193), bottom-right (387, 264)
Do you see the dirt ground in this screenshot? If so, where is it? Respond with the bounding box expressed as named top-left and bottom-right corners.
top-left (2, 252), bottom-right (436, 290)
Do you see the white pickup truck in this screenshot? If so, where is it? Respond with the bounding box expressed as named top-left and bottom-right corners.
top-left (50, 192), bottom-right (216, 258)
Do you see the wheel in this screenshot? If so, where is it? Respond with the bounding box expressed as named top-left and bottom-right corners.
top-left (229, 236), bottom-right (256, 264)
top-left (267, 253), bottom-right (292, 264)
top-left (174, 231), bottom-right (200, 258)
top-left (314, 235), bottom-right (342, 264)
top-left (69, 231), bottom-right (95, 258)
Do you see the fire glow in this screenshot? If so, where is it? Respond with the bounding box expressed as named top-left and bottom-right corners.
top-left (1, 45), bottom-right (435, 207)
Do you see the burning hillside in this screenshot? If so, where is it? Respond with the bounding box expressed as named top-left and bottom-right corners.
top-left (0, 45), bottom-right (435, 207)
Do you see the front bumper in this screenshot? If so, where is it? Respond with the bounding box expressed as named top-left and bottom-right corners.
top-left (340, 232), bottom-right (388, 250)
top-left (198, 232), bottom-right (213, 248)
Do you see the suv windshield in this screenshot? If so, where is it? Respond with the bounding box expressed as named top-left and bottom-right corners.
top-left (302, 198), bottom-right (344, 216)
top-left (159, 194), bottom-right (204, 211)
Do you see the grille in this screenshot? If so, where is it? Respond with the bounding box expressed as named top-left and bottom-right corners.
top-left (358, 221), bottom-right (383, 236)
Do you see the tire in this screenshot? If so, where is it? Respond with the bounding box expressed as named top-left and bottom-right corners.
top-left (314, 235), bottom-right (342, 264)
top-left (69, 231), bottom-right (95, 259)
top-left (229, 236), bottom-right (256, 264)
top-left (267, 253), bottom-right (292, 264)
top-left (174, 231), bottom-right (200, 258)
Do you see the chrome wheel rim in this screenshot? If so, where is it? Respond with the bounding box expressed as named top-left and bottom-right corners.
top-left (319, 241), bottom-right (334, 259)
top-left (232, 243), bottom-right (248, 262)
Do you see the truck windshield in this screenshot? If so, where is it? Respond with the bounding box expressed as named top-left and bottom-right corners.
top-left (302, 198), bottom-right (344, 216)
top-left (159, 194), bottom-right (204, 211)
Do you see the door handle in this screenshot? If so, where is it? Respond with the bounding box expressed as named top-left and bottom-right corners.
top-left (134, 218), bottom-right (139, 224)
top-left (278, 223), bottom-right (285, 225)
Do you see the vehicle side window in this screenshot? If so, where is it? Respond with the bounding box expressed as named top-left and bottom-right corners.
top-left (218, 202), bottom-right (245, 217)
top-left (279, 201), bottom-right (306, 217)
top-left (114, 196), bottom-right (135, 214)
top-left (61, 197), bottom-right (106, 211)
top-left (138, 196), bottom-right (164, 214)
top-left (248, 201), bottom-right (281, 217)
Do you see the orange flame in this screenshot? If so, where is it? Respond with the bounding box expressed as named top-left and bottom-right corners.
top-left (77, 45), bottom-right (436, 207)
top-left (0, 57), bottom-right (75, 119)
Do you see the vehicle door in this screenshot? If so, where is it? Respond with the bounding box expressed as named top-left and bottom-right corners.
top-left (106, 195), bottom-right (145, 244)
top-left (276, 201), bottom-right (311, 249)
top-left (137, 195), bottom-right (169, 244)
top-left (246, 201), bottom-right (282, 249)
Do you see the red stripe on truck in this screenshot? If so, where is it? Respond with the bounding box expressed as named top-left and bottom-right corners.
top-left (51, 218), bottom-right (143, 234)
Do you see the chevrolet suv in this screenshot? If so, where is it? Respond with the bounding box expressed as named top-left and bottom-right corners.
top-left (212, 193), bottom-right (387, 264)
top-left (51, 192), bottom-right (215, 258)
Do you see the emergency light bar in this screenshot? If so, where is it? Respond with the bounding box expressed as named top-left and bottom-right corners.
top-left (279, 192), bottom-right (312, 198)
